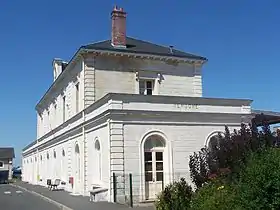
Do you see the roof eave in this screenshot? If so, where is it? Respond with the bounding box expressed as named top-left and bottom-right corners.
top-left (35, 47), bottom-right (84, 111)
top-left (82, 48), bottom-right (207, 64)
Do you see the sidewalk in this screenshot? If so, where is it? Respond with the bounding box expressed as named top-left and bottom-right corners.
top-left (11, 181), bottom-right (155, 210)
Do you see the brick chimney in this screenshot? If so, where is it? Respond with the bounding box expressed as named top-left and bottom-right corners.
top-left (111, 6), bottom-right (127, 48)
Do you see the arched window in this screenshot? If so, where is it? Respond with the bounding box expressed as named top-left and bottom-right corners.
top-left (75, 144), bottom-right (80, 154)
top-left (62, 149), bottom-right (65, 157)
top-left (93, 138), bottom-right (102, 182)
top-left (40, 155), bottom-right (42, 161)
top-left (144, 135), bottom-right (165, 150)
top-left (35, 157), bottom-right (37, 162)
top-left (74, 143), bottom-right (81, 182)
top-left (207, 132), bottom-right (224, 151)
top-left (142, 133), bottom-right (167, 200)
top-left (53, 150), bottom-right (56, 159)
top-left (47, 152), bottom-right (50, 160)
top-left (95, 139), bottom-right (100, 151)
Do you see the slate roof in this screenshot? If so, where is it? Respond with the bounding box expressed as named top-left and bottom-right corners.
top-left (82, 37), bottom-right (207, 61)
top-left (0, 148), bottom-right (15, 159)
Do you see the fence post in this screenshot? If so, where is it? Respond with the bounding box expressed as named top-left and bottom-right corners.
top-left (129, 173), bottom-right (133, 208)
top-left (113, 172), bottom-right (117, 203)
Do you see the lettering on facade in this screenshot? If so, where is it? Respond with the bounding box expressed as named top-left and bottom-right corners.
top-left (174, 104), bottom-right (199, 110)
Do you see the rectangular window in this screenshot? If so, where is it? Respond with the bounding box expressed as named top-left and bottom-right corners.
top-left (139, 80), bottom-right (154, 95)
top-left (47, 109), bottom-right (51, 131)
top-left (39, 113), bottom-right (43, 123)
top-left (53, 104), bottom-right (57, 126)
top-left (75, 82), bottom-right (79, 113)
top-left (39, 114), bottom-right (43, 136)
top-left (54, 104), bottom-right (57, 118)
top-left (62, 96), bottom-right (66, 122)
top-left (0, 161), bottom-right (3, 168)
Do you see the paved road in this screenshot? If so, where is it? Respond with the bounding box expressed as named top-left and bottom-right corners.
top-left (13, 181), bottom-right (155, 210)
top-left (0, 184), bottom-right (59, 210)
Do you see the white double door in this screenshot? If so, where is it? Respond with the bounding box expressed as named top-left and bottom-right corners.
top-left (144, 149), bottom-right (164, 200)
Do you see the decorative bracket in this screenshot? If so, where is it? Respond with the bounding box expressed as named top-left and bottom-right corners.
top-left (135, 71), bottom-right (139, 81)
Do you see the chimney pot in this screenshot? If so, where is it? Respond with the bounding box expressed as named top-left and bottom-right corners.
top-left (111, 6), bottom-right (127, 48)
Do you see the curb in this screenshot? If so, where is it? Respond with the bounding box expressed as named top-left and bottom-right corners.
top-left (10, 183), bottom-right (73, 210)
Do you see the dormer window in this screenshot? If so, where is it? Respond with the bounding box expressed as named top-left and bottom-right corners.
top-left (139, 80), bottom-right (154, 95)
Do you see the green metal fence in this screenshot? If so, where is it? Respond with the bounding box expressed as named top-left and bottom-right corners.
top-left (112, 171), bottom-right (190, 207)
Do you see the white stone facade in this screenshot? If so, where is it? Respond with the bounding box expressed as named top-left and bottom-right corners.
top-left (22, 82), bottom-right (252, 203)
top-left (22, 7), bottom-right (253, 202)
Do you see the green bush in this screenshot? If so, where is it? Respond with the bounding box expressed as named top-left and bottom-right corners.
top-left (155, 178), bottom-right (193, 210)
top-left (190, 148), bottom-right (280, 210)
top-left (155, 120), bottom-right (280, 210)
top-left (190, 180), bottom-right (238, 210)
top-left (235, 148), bottom-right (280, 209)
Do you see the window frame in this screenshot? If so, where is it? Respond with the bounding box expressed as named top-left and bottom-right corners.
top-left (139, 79), bottom-right (154, 95)
top-left (62, 95), bottom-right (66, 122)
top-left (53, 103), bottom-right (57, 118)
top-left (75, 82), bottom-right (80, 113)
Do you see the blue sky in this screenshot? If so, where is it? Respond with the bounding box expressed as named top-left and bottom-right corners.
top-left (0, 0), bottom-right (279, 165)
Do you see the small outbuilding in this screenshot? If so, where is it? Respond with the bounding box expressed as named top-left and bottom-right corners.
top-left (0, 147), bottom-right (15, 182)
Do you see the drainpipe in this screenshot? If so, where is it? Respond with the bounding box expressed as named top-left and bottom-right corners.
top-left (82, 57), bottom-right (86, 195)
top-left (107, 119), bottom-right (112, 201)
top-left (36, 148), bottom-right (39, 184)
top-left (82, 109), bottom-right (86, 195)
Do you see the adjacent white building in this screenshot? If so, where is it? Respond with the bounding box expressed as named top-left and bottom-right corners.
top-left (22, 6), bottom-right (253, 203)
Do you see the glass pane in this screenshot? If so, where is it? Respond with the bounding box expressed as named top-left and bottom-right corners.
top-left (156, 172), bottom-right (163, 181)
top-left (146, 88), bottom-right (152, 95)
top-left (145, 162), bottom-right (152, 171)
top-left (144, 152), bottom-right (152, 161)
top-left (145, 172), bottom-right (152, 182)
top-left (95, 140), bottom-right (100, 151)
top-left (209, 135), bottom-right (219, 150)
top-left (156, 152), bottom-right (163, 161)
top-left (139, 88), bottom-right (145, 95)
top-left (144, 136), bottom-right (165, 150)
top-left (139, 81), bottom-right (145, 89)
top-left (146, 81), bottom-right (152, 89)
top-left (144, 140), bottom-right (153, 150)
top-left (139, 81), bottom-right (145, 95)
top-left (155, 139), bottom-right (164, 147)
top-left (0, 162), bottom-right (3, 167)
top-left (156, 162), bottom-right (163, 171)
